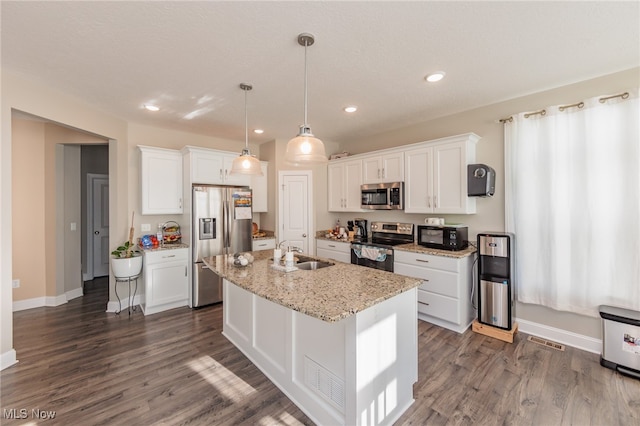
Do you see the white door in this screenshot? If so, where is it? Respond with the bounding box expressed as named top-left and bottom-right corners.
top-left (92, 176), bottom-right (110, 277)
top-left (279, 171), bottom-right (312, 254)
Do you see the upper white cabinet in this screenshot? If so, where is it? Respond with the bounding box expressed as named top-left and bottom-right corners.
top-left (362, 151), bottom-right (404, 183)
top-left (184, 147), bottom-right (251, 187)
top-left (404, 134), bottom-right (479, 214)
top-left (328, 159), bottom-right (363, 212)
top-left (251, 162), bottom-right (268, 213)
top-left (139, 146), bottom-right (183, 215)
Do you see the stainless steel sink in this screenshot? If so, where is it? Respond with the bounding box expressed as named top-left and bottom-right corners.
top-left (294, 255), bottom-right (315, 264)
top-left (296, 261), bottom-right (334, 270)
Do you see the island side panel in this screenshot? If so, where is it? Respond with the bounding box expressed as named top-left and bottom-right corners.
top-left (345, 287), bottom-right (418, 426)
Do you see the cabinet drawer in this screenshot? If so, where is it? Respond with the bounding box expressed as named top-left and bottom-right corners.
top-left (417, 290), bottom-right (459, 324)
top-left (395, 263), bottom-right (459, 298)
top-left (252, 239), bottom-right (276, 251)
top-left (316, 239), bottom-right (351, 254)
top-left (144, 248), bottom-right (188, 265)
top-left (316, 248), bottom-right (351, 264)
top-left (395, 250), bottom-right (459, 272)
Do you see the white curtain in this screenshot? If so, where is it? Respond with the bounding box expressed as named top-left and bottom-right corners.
top-left (505, 91), bottom-right (640, 317)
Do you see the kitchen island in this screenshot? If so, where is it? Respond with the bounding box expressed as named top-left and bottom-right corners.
top-left (203, 250), bottom-right (421, 426)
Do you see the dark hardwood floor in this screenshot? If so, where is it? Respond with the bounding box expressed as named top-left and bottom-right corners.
top-left (2, 278), bottom-right (639, 425)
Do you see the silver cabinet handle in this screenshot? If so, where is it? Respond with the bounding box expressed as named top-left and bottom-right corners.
top-left (185, 266), bottom-right (187, 276)
top-left (220, 169), bottom-right (223, 180)
top-left (434, 195), bottom-right (437, 207)
top-left (163, 254), bottom-right (176, 259)
top-left (328, 244), bottom-right (336, 248)
top-left (418, 301), bottom-right (430, 306)
top-left (382, 168), bottom-right (385, 178)
top-left (258, 243), bottom-right (267, 247)
top-left (427, 196), bottom-right (431, 208)
top-left (416, 258), bottom-right (429, 263)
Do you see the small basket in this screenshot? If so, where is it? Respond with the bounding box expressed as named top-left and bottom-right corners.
top-left (162, 221), bottom-right (182, 244)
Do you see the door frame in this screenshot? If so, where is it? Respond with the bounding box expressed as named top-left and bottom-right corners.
top-left (85, 173), bottom-right (108, 281)
top-left (278, 170), bottom-right (314, 255)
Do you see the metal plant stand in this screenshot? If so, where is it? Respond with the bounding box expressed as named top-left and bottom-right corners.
top-left (114, 274), bottom-right (141, 316)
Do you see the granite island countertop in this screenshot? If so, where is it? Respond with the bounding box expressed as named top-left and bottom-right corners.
top-left (202, 250), bottom-right (421, 323)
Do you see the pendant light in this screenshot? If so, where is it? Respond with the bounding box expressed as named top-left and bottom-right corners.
top-left (230, 83), bottom-right (263, 175)
top-left (285, 33), bottom-right (328, 165)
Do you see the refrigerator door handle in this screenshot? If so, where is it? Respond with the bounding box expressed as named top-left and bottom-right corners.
top-left (223, 199), bottom-right (231, 249)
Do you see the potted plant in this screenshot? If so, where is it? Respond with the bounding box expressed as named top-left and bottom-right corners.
top-left (110, 213), bottom-right (143, 278)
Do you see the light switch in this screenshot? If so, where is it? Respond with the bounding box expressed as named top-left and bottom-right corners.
top-left (141, 223), bottom-right (151, 232)
top-left (70, 222), bottom-right (77, 231)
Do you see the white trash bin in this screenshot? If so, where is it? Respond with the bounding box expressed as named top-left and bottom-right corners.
top-left (599, 305), bottom-right (640, 379)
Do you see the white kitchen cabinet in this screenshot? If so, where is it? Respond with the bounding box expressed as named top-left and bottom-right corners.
top-left (140, 248), bottom-right (189, 315)
top-left (328, 159), bottom-right (363, 212)
top-left (139, 146), bottom-right (183, 215)
top-left (404, 133), bottom-right (479, 214)
top-left (183, 147), bottom-right (251, 187)
top-left (252, 238), bottom-right (276, 251)
top-left (361, 151), bottom-right (404, 183)
top-left (251, 162), bottom-right (268, 213)
top-left (316, 239), bottom-right (351, 263)
top-left (394, 249), bottom-right (474, 333)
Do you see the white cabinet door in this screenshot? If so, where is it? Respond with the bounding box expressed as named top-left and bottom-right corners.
top-left (343, 160), bottom-right (363, 211)
top-left (403, 135), bottom-right (478, 214)
top-left (328, 159), bottom-right (363, 212)
top-left (433, 141), bottom-right (475, 214)
top-left (139, 146), bottom-right (183, 215)
top-left (142, 248), bottom-right (189, 315)
top-left (251, 162), bottom-right (268, 213)
top-left (191, 150), bottom-right (225, 184)
top-left (381, 151), bottom-right (404, 182)
top-left (362, 152), bottom-right (404, 183)
top-left (404, 147), bottom-right (433, 213)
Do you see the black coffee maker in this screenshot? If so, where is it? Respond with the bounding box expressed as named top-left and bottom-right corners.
top-left (354, 218), bottom-right (368, 241)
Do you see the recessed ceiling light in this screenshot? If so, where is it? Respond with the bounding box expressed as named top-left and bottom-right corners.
top-left (143, 104), bottom-right (160, 111)
top-left (425, 72), bottom-right (446, 83)
top-left (344, 106), bottom-right (357, 113)
top-left (253, 129), bottom-right (264, 134)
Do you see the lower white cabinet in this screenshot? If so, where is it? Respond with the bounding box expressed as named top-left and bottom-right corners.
top-left (141, 248), bottom-right (189, 315)
top-left (316, 239), bottom-right (351, 263)
top-left (252, 238), bottom-right (276, 251)
top-left (394, 250), bottom-right (474, 333)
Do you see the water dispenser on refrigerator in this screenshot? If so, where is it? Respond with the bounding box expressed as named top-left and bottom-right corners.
top-left (477, 233), bottom-right (515, 330)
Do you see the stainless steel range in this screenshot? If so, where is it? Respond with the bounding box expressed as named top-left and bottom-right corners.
top-left (350, 221), bottom-right (414, 272)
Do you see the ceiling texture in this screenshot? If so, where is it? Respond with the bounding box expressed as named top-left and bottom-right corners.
top-left (2, 1), bottom-right (639, 146)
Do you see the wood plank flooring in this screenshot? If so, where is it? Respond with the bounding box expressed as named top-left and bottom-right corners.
top-left (2, 278), bottom-right (639, 425)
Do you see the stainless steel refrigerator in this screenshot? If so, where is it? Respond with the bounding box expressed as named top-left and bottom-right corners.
top-left (192, 185), bottom-right (253, 307)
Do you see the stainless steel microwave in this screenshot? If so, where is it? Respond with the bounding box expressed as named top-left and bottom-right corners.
top-left (361, 182), bottom-right (404, 210)
top-left (417, 225), bottom-right (468, 251)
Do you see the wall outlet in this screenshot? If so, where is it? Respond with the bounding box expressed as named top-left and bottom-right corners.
top-left (70, 222), bottom-right (77, 231)
top-left (141, 223), bottom-right (151, 232)
top-left (12, 279), bottom-right (20, 288)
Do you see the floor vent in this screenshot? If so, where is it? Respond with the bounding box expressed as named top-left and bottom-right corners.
top-left (527, 335), bottom-right (565, 351)
top-left (304, 356), bottom-right (345, 412)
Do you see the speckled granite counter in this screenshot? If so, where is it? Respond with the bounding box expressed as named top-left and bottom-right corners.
top-left (202, 249), bottom-right (421, 322)
top-left (395, 243), bottom-right (476, 258)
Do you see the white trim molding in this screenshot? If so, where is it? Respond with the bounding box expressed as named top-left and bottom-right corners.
top-left (13, 294), bottom-right (67, 312)
top-left (1, 349), bottom-right (18, 371)
top-left (516, 317), bottom-right (602, 354)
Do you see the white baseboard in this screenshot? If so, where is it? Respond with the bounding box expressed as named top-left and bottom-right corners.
top-left (13, 294), bottom-right (67, 312)
top-left (106, 295), bottom-right (141, 313)
top-left (66, 287), bottom-right (84, 301)
top-left (516, 317), bottom-right (602, 354)
top-left (1, 349), bottom-right (18, 371)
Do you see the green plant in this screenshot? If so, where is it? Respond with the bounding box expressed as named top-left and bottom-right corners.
top-left (111, 241), bottom-right (138, 258)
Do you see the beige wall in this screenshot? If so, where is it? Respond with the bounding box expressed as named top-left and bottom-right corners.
top-left (11, 119), bottom-right (47, 301)
top-left (338, 67), bottom-right (640, 339)
top-left (2, 70), bottom-right (129, 366)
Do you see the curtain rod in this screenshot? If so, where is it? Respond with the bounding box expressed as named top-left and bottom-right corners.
top-left (499, 91), bottom-right (631, 123)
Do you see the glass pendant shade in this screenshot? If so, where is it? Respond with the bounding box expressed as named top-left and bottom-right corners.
top-left (285, 33), bottom-right (328, 166)
top-left (230, 148), bottom-right (263, 175)
top-left (230, 82), bottom-right (263, 176)
top-left (285, 126), bottom-right (327, 165)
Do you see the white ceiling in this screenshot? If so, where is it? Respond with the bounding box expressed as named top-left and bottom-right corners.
top-left (2, 1), bottom-right (639, 146)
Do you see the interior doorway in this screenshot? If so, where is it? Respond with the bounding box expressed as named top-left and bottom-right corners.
top-left (86, 173), bottom-right (109, 279)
